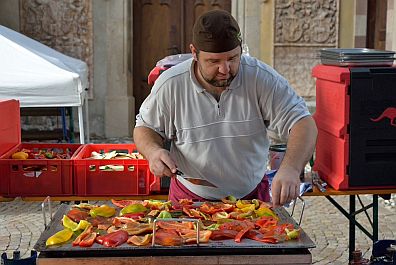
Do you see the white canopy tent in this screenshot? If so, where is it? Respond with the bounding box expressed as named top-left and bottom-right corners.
top-left (0, 25), bottom-right (89, 143)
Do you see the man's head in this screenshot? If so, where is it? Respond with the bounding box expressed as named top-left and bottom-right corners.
top-left (191, 10), bottom-right (242, 88)
top-left (192, 9), bottom-right (242, 53)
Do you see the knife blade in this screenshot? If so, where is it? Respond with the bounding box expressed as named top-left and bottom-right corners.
top-left (175, 169), bottom-right (217, 188)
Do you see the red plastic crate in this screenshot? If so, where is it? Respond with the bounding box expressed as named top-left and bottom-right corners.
top-left (0, 99), bottom-right (20, 196)
top-left (312, 64), bottom-right (396, 190)
top-left (72, 144), bottom-right (160, 196)
top-left (0, 143), bottom-right (82, 196)
top-left (312, 65), bottom-right (351, 190)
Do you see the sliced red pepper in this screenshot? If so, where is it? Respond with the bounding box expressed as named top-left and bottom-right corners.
top-left (67, 208), bottom-right (89, 223)
top-left (121, 212), bottom-right (145, 219)
top-left (255, 216), bottom-right (278, 228)
top-left (96, 230), bottom-right (129, 247)
top-left (72, 226), bottom-right (93, 246)
top-left (182, 207), bottom-right (202, 219)
top-left (234, 223), bottom-right (255, 243)
top-left (245, 229), bottom-right (278, 244)
top-left (111, 199), bottom-right (143, 208)
top-left (210, 229), bottom-right (239, 240)
top-left (79, 232), bottom-right (97, 247)
top-left (154, 229), bottom-right (184, 246)
top-left (199, 202), bottom-right (234, 214)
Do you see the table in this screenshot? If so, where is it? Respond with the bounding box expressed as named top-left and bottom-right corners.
top-left (304, 185), bottom-right (396, 261)
top-left (20, 186), bottom-right (396, 262)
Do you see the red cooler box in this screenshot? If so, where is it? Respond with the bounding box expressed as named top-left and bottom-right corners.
top-left (73, 144), bottom-right (160, 196)
top-left (312, 65), bottom-right (396, 190)
top-left (0, 99), bottom-right (81, 196)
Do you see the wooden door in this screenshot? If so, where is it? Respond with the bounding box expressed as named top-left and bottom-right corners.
top-left (133, 0), bottom-right (231, 114)
top-left (367, 0), bottom-right (387, 49)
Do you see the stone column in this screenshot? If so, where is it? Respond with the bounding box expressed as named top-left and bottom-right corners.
top-left (0, 0), bottom-right (19, 30)
top-left (104, 0), bottom-right (135, 137)
top-left (387, 0), bottom-right (396, 51)
top-left (232, 0), bottom-right (264, 60)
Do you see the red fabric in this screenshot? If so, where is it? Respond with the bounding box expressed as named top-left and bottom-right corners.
top-left (148, 66), bottom-right (169, 85)
top-left (169, 175), bottom-right (270, 203)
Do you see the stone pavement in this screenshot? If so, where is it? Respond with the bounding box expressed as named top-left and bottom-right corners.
top-left (0, 194), bottom-right (395, 264)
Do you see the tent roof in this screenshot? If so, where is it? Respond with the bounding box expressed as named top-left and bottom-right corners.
top-left (0, 25), bottom-right (88, 107)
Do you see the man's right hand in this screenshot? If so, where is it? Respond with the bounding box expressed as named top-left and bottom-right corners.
top-left (147, 148), bottom-right (177, 177)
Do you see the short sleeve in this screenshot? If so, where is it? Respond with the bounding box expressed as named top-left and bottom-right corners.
top-left (135, 85), bottom-right (171, 140)
top-left (261, 75), bottom-right (310, 141)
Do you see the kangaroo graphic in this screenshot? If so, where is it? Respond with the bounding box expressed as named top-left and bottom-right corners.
top-left (370, 107), bottom-right (396, 127)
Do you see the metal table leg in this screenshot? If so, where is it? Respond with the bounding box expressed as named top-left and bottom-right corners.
top-left (324, 194), bottom-right (379, 262)
top-left (373, 195), bottom-right (378, 242)
top-left (349, 195), bottom-right (356, 261)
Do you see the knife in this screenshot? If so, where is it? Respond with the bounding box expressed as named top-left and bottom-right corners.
top-left (175, 169), bottom-right (217, 188)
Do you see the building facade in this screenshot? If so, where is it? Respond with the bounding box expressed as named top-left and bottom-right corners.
top-left (0, 0), bottom-right (394, 139)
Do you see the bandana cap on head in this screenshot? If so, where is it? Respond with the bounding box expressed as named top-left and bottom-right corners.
top-left (193, 9), bottom-right (242, 53)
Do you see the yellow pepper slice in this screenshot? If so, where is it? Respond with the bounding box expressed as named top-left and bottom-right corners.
top-left (285, 228), bottom-right (300, 240)
top-left (120, 203), bottom-right (147, 216)
top-left (89, 204), bottom-right (116, 218)
top-left (236, 200), bottom-right (256, 210)
top-left (62, 215), bottom-right (78, 231)
top-left (240, 204), bottom-right (256, 213)
top-left (73, 220), bottom-right (91, 231)
top-left (46, 228), bottom-right (73, 246)
top-left (254, 207), bottom-right (279, 220)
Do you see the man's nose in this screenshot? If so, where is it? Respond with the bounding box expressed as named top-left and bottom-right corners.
top-left (218, 61), bottom-right (230, 74)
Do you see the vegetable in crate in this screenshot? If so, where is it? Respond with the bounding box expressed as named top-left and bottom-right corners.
top-left (11, 151), bottom-right (28, 160)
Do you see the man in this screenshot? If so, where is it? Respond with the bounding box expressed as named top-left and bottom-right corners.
top-left (134, 10), bottom-right (317, 207)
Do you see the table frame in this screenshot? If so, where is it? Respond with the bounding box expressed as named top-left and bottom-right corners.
top-left (305, 187), bottom-right (395, 261)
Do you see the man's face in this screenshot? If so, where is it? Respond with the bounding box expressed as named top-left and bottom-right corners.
top-left (193, 46), bottom-right (241, 87)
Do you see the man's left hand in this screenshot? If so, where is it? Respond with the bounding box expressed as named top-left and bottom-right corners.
top-left (271, 167), bottom-right (300, 208)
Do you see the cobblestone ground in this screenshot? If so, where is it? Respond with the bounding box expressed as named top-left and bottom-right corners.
top-left (0, 195), bottom-right (395, 264)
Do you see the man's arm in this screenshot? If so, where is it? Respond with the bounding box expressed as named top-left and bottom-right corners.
top-left (133, 126), bottom-right (177, 177)
top-left (271, 116), bottom-right (317, 207)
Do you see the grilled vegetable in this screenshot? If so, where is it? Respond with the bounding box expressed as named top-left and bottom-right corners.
top-left (120, 203), bottom-right (147, 216)
top-left (96, 230), bottom-right (128, 247)
top-left (89, 205), bottom-right (116, 218)
top-left (46, 229), bottom-right (73, 246)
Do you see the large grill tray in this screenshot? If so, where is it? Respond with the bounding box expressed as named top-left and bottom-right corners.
top-left (34, 204), bottom-right (315, 258)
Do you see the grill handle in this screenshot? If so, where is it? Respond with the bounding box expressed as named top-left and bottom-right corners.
top-left (41, 196), bottom-right (53, 229)
top-left (290, 196), bottom-right (305, 226)
top-left (151, 218), bottom-right (201, 247)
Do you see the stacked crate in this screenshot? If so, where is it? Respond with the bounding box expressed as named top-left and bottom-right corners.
top-left (312, 65), bottom-right (396, 190)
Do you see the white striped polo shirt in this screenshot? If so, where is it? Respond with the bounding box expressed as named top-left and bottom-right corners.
top-left (136, 55), bottom-right (310, 199)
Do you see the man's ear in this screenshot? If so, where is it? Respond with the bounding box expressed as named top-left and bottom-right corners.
top-left (190, 44), bottom-right (198, 61)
